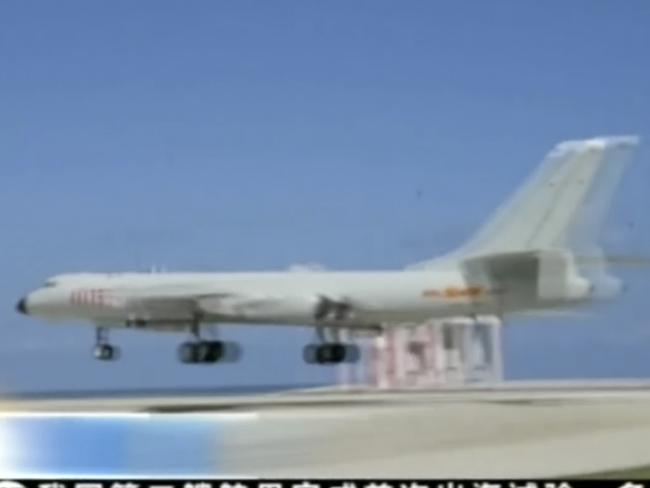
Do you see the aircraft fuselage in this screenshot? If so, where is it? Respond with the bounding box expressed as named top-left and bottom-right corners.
top-left (21, 269), bottom-right (500, 329)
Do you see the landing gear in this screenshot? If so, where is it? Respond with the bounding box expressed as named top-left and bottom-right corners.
top-left (93, 327), bottom-right (120, 361)
top-left (303, 343), bottom-right (360, 365)
top-left (177, 319), bottom-right (242, 365)
top-left (94, 344), bottom-right (120, 361)
top-left (303, 327), bottom-right (361, 365)
top-left (177, 340), bottom-right (224, 364)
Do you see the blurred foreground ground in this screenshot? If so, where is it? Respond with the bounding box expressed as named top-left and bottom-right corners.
top-left (2, 381), bottom-right (650, 477)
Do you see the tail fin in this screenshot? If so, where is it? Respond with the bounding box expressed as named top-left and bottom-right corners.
top-left (408, 136), bottom-right (639, 269)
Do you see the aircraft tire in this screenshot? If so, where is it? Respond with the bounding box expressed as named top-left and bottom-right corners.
top-left (303, 343), bottom-right (357, 365)
top-left (201, 341), bottom-right (224, 363)
top-left (329, 343), bottom-right (347, 363)
top-left (314, 343), bottom-right (346, 364)
top-left (315, 345), bottom-right (330, 364)
top-left (93, 344), bottom-right (119, 361)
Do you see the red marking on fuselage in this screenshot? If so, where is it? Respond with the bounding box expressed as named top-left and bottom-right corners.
top-left (70, 289), bottom-right (110, 308)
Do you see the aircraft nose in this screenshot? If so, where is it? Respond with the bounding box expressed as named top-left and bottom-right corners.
top-left (16, 297), bottom-right (28, 315)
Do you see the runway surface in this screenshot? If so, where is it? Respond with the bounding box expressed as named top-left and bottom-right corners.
top-left (3, 380), bottom-right (650, 477)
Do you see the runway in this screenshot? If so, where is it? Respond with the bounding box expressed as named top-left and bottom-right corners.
top-left (3, 380), bottom-right (650, 477)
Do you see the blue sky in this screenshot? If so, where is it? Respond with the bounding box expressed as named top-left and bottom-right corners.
top-left (1, 1), bottom-right (649, 393)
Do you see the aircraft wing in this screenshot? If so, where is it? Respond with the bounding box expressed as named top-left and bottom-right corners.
top-left (198, 294), bottom-right (355, 322)
top-left (197, 295), bottom-right (286, 316)
top-left (113, 286), bottom-right (231, 320)
top-left (116, 288), bottom-right (354, 323)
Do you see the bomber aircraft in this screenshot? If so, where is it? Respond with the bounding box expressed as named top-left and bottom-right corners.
top-left (16, 136), bottom-right (639, 365)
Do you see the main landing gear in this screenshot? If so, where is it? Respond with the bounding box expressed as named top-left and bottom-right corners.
top-left (92, 320), bottom-right (242, 365)
top-left (177, 321), bottom-right (242, 365)
top-left (93, 327), bottom-right (120, 361)
top-left (302, 327), bottom-right (361, 365)
top-left (303, 343), bottom-right (360, 364)
top-left (177, 340), bottom-right (225, 364)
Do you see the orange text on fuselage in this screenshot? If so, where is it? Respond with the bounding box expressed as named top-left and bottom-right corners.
top-left (421, 286), bottom-right (485, 299)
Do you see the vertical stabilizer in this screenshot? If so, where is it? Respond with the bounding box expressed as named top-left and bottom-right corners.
top-left (408, 136), bottom-right (639, 269)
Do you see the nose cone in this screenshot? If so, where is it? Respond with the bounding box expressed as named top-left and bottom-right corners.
top-left (16, 297), bottom-right (28, 315)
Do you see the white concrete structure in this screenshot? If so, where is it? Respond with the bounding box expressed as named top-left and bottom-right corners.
top-left (338, 316), bottom-right (504, 388)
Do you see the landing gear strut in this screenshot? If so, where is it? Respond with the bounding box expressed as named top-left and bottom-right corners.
top-left (303, 327), bottom-right (360, 365)
top-left (93, 327), bottom-right (120, 361)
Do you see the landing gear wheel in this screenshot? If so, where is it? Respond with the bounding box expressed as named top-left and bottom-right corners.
top-left (178, 341), bottom-right (227, 364)
top-left (317, 343), bottom-right (346, 364)
top-left (315, 344), bottom-right (332, 364)
top-left (200, 341), bottom-right (225, 363)
top-left (197, 342), bottom-right (212, 362)
top-left (93, 344), bottom-right (119, 361)
top-left (304, 343), bottom-right (356, 365)
top-left (93, 327), bottom-right (120, 361)
top-left (333, 343), bottom-right (347, 362)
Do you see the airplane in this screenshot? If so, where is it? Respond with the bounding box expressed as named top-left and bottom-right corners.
top-left (16, 135), bottom-right (640, 365)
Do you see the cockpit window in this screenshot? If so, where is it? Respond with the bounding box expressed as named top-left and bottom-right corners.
top-left (43, 280), bottom-right (58, 288)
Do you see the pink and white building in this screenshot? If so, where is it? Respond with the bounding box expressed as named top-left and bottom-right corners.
top-left (338, 316), bottom-right (504, 389)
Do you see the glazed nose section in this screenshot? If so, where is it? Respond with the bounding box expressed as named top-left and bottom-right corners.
top-left (16, 297), bottom-right (29, 315)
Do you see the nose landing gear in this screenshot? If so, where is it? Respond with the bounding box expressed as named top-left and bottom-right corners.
top-left (93, 327), bottom-right (120, 361)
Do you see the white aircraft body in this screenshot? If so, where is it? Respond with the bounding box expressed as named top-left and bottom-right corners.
top-left (16, 136), bottom-right (639, 364)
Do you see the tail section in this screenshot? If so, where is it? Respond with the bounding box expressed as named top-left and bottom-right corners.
top-left (409, 136), bottom-right (639, 269)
